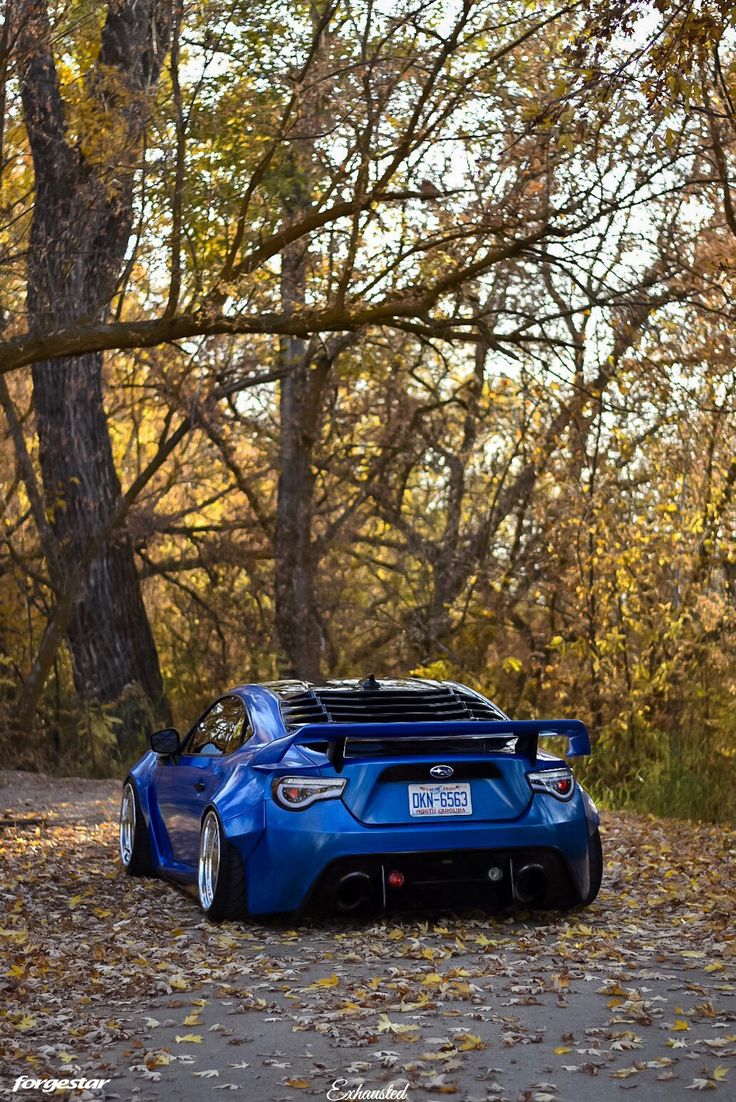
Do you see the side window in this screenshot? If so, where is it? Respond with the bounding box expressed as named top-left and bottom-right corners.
top-left (187, 696), bottom-right (253, 756)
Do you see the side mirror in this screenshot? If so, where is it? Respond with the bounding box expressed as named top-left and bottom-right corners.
top-left (150, 727), bottom-right (181, 756)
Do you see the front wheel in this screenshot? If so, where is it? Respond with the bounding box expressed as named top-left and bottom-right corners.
top-left (119, 781), bottom-right (151, 876)
top-left (198, 810), bottom-right (248, 922)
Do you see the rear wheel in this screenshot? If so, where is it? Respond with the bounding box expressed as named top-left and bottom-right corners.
top-left (119, 781), bottom-right (152, 876)
top-left (581, 827), bottom-right (603, 906)
top-left (197, 810), bottom-right (248, 922)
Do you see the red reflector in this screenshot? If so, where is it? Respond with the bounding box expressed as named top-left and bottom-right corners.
top-left (283, 787), bottom-right (301, 801)
top-left (555, 778), bottom-right (572, 793)
top-left (388, 870), bottom-right (405, 889)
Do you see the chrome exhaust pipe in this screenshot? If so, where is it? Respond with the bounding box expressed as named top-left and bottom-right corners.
top-left (514, 863), bottom-right (548, 904)
top-left (335, 871), bottom-right (374, 913)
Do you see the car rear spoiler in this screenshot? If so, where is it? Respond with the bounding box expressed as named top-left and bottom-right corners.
top-left (251, 719), bottom-right (590, 771)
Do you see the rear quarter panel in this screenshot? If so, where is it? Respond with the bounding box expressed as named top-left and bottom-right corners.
top-left (213, 762), bottom-right (267, 862)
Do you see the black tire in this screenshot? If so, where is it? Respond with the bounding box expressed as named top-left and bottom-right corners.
top-left (197, 810), bottom-right (248, 922)
top-left (119, 780), bottom-right (152, 876)
top-left (581, 827), bottom-right (603, 906)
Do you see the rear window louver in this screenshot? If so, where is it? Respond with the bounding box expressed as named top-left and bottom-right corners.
top-left (462, 697), bottom-right (504, 720)
top-left (277, 683), bottom-right (502, 730)
top-left (279, 691), bottom-right (330, 727)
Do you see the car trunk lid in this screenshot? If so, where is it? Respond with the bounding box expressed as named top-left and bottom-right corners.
top-left (337, 744), bottom-right (533, 824)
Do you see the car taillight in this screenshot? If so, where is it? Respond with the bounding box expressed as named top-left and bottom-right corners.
top-left (273, 776), bottom-right (347, 810)
top-left (527, 767), bottom-right (575, 801)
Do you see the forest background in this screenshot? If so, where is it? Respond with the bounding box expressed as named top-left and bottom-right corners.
top-left (1, 0), bottom-right (736, 822)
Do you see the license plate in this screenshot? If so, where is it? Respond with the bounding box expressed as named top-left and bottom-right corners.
top-left (408, 782), bottom-right (473, 817)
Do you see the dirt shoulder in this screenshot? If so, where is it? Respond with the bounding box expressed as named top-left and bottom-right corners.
top-left (0, 769), bottom-right (120, 828)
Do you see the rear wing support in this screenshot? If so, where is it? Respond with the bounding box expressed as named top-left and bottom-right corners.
top-left (252, 719), bottom-right (591, 770)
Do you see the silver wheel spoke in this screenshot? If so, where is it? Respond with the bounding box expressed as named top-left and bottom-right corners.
top-left (198, 813), bottom-right (220, 911)
top-left (119, 784), bottom-right (136, 866)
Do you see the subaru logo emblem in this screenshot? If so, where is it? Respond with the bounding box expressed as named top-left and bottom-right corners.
top-left (430, 764), bottom-right (454, 779)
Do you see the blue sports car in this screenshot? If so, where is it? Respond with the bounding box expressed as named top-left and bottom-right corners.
top-left (119, 677), bottom-right (602, 920)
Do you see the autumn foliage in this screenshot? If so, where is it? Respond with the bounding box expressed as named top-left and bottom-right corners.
top-left (0, 0), bottom-right (735, 820)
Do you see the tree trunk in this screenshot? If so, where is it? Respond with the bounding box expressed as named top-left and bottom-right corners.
top-left (274, 326), bottom-right (324, 681)
top-left (272, 10), bottom-right (332, 682)
top-left (417, 335), bottom-right (488, 660)
top-left (31, 352), bottom-right (166, 716)
top-left (17, 0), bottom-right (171, 734)
top-left (274, 232), bottom-right (336, 681)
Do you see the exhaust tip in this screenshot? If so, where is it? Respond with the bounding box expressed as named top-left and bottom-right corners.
top-left (335, 871), bottom-right (374, 913)
top-left (514, 863), bottom-right (548, 904)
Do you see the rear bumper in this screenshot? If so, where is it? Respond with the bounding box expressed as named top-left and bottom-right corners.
top-left (236, 789), bottom-right (597, 915)
top-left (303, 846), bottom-right (578, 913)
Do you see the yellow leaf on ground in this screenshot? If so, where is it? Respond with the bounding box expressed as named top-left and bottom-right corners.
top-left (611, 1066), bottom-right (639, 1079)
top-left (456, 1033), bottom-right (485, 1051)
top-left (147, 1053), bottom-right (172, 1068)
top-left (0, 929), bottom-right (28, 943)
top-left (175, 1034), bottom-right (203, 1044)
top-left (377, 1014), bottom-right (419, 1036)
top-left (311, 974), bottom-right (339, 988)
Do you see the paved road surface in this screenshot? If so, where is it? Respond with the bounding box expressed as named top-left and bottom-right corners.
top-left (1, 771), bottom-right (734, 1102)
top-left (101, 932), bottom-right (735, 1102)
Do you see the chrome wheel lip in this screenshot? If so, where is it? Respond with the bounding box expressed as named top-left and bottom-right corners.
top-left (198, 812), bottom-right (220, 912)
top-left (119, 783), bottom-right (136, 867)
